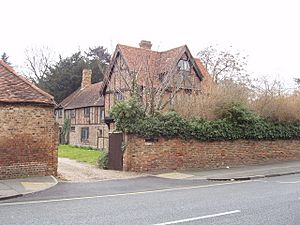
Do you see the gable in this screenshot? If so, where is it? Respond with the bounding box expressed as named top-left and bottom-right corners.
top-left (100, 44), bottom-right (205, 95)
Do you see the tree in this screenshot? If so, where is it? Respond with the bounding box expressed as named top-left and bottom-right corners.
top-left (24, 46), bottom-right (56, 84)
top-left (38, 47), bottom-right (110, 103)
top-left (197, 46), bottom-right (249, 84)
top-left (294, 78), bottom-right (300, 88)
top-left (1, 52), bottom-right (11, 65)
top-left (85, 46), bottom-right (110, 75)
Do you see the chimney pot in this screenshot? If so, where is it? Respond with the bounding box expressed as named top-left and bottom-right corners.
top-left (139, 40), bottom-right (152, 50)
top-left (81, 69), bottom-right (92, 89)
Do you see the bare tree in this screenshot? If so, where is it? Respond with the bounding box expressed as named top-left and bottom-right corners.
top-left (24, 46), bottom-right (56, 84)
top-left (197, 46), bottom-right (249, 84)
top-left (252, 76), bottom-right (286, 97)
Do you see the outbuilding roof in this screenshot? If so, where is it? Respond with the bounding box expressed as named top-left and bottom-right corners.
top-left (0, 60), bottom-right (55, 105)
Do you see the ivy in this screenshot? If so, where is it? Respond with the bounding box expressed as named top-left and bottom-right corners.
top-left (111, 99), bottom-right (300, 141)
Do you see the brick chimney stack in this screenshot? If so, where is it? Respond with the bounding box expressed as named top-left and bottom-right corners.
top-left (139, 40), bottom-right (152, 50)
top-left (81, 69), bottom-right (92, 89)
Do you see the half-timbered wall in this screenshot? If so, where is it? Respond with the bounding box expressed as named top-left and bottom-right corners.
top-left (63, 106), bottom-right (108, 149)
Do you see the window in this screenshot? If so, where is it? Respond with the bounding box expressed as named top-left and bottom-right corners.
top-left (84, 107), bottom-right (90, 118)
top-left (100, 107), bottom-right (105, 122)
top-left (71, 126), bottom-right (75, 132)
top-left (70, 109), bottom-right (75, 118)
top-left (57, 109), bottom-right (63, 118)
top-left (177, 59), bottom-right (190, 71)
top-left (159, 72), bottom-right (167, 82)
top-left (115, 92), bottom-right (124, 101)
top-left (98, 129), bottom-right (103, 137)
top-left (81, 127), bottom-right (89, 141)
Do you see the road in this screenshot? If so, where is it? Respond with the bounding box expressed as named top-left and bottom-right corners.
top-left (0, 174), bottom-right (299, 225)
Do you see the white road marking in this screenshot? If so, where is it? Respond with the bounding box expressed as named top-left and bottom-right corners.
top-left (0, 180), bottom-right (252, 207)
top-left (152, 210), bottom-right (241, 225)
top-left (276, 181), bottom-right (300, 184)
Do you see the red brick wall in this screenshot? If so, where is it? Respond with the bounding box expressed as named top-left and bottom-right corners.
top-left (0, 103), bottom-right (58, 179)
top-left (123, 135), bottom-right (300, 172)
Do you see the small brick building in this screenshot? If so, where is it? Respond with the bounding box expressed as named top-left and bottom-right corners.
top-left (0, 60), bottom-right (58, 179)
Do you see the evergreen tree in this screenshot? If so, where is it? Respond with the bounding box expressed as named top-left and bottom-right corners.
top-left (1, 52), bottom-right (11, 65)
top-left (37, 47), bottom-right (110, 103)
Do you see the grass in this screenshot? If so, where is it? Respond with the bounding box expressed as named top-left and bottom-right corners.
top-left (58, 145), bottom-right (104, 165)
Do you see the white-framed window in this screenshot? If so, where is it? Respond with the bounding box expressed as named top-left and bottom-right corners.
top-left (57, 109), bottom-right (63, 118)
top-left (177, 59), bottom-right (190, 71)
top-left (115, 92), bottom-right (124, 101)
top-left (100, 107), bottom-right (105, 122)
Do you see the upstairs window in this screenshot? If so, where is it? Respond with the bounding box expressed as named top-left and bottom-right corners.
top-left (115, 92), bottom-right (124, 101)
top-left (100, 107), bottom-right (105, 122)
top-left (84, 107), bottom-right (90, 118)
top-left (57, 109), bottom-right (63, 118)
top-left (70, 109), bottom-right (75, 118)
top-left (158, 72), bottom-right (167, 82)
top-left (177, 59), bottom-right (190, 72)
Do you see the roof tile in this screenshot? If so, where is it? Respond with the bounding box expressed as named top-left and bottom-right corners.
top-left (0, 60), bottom-right (55, 105)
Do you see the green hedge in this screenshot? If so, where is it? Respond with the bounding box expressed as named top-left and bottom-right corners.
top-left (110, 98), bottom-right (300, 141)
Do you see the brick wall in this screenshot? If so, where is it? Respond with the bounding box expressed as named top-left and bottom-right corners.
top-left (123, 135), bottom-right (300, 172)
top-left (0, 103), bottom-right (58, 179)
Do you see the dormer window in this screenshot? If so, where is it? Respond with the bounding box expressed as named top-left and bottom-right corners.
top-left (177, 59), bottom-right (190, 72)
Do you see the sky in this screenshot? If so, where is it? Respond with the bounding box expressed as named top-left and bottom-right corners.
top-left (1, 0), bottom-right (299, 88)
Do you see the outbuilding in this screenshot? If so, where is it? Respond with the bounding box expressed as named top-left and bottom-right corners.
top-left (0, 60), bottom-right (58, 179)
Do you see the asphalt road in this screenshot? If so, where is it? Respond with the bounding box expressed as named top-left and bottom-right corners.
top-left (0, 174), bottom-right (299, 225)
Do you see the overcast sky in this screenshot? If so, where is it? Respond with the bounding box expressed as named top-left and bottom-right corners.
top-left (1, 0), bottom-right (299, 87)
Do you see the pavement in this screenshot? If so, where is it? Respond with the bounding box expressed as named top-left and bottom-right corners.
top-left (155, 160), bottom-right (300, 181)
top-left (0, 176), bottom-right (57, 200)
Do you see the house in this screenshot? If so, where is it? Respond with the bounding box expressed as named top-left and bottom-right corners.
top-left (100, 40), bottom-right (212, 128)
top-left (55, 69), bottom-right (108, 149)
top-left (0, 60), bottom-right (58, 179)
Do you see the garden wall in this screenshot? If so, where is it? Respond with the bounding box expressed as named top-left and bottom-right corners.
top-left (123, 135), bottom-right (300, 172)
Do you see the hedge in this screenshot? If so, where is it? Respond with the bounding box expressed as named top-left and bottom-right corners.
top-left (110, 98), bottom-right (300, 141)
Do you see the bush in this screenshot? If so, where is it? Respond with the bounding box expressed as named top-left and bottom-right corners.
top-left (98, 151), bottom-right (108, 169)
top-left (111, 98), bottom-right (300, 141)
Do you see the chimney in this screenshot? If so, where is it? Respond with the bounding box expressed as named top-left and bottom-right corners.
top-left (81, 69), bottom-right (92, 89)
top-left (139, 40), bottom-right (152, 50)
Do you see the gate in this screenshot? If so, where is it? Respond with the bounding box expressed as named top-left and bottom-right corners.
top-left (108, 132), bottom-right (123, 170)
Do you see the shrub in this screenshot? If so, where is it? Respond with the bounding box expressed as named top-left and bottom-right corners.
top-left (111, 98), bottom-right (300, 141)
top-left (174, 80), bottom-right (251, 120)
top-left (98, 151), bottom-right (108, 169)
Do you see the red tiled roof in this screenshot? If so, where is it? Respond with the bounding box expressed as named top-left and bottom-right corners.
top-left (194, 58), bottom-right (214, 91)
top-left (58, 82), bottom-right (104, 110)
top-left (194, 58), bottom-right (212, 82)
top-left (101, 43), bottom-right (207, 94)
top-left (117, 44), bottom-right (189, 76)
top-left (0, 60), bottom-right (55, 105)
